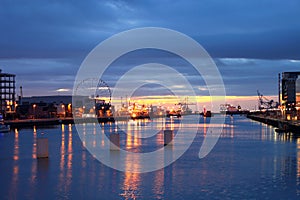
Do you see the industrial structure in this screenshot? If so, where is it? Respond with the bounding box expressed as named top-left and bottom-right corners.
top-left (73, 78), bottom-right (114, 120)
top-left (0, 69), bottom-right (16, 119)
top-left (18, 95), bottom-right (74, 119)
top-left (281, 72), bottom-right (300, 120)
top-left (257, 90), bottom-right (278, 110)
top-left (0, 70), bottom-right (114, 120)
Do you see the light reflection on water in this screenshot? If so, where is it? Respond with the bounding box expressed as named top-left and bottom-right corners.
top-left (296, 138), bottom-right (300, 195)
top-left (121, 167), bottom-right (141, 199)
top-left (58, 124), bottom-right (66, 196)
top-left (9, 129), bottom-right (19, 199)
top-left (1, 115), bottom-right (300, 199)
top-left (13, 128), bottom-right (19, 161)
top-left (57, 124), bottom-right (74, 198)
top-left (32, 126), bottom-right (37, 159)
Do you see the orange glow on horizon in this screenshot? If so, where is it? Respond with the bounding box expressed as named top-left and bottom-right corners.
top-left (112, 95), bottom-right (273, 110)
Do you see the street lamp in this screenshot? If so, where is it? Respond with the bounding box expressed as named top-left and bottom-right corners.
top-left (33, 104), bottom-right (36, 119)
top-left (61, 104), bottom-right (65, 118)
top-left (67, 103), bottom-right (72, 117)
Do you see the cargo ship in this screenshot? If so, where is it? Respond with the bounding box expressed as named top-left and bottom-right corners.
top-left (220, 104), bottom-right (249, 115)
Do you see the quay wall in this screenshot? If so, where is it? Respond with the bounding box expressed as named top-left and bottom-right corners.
top-left (4, 117), bottom-right (115, 128)
top-left (247, 114), bottom-right (300, 135)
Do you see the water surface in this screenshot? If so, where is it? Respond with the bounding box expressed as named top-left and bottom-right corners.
top-left (0, 115), bottom-right (299, 199)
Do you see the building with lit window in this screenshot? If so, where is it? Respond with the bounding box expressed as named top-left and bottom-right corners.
top-left (0, 69), bottom-right (16, 118)
top-left (281, 71), bottom-right (300, 120)
top-left (19, 95), bottom-right (73, 118)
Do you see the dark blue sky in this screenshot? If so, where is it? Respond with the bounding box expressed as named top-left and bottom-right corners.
top-left (0, 0), bottom-right (299, 102)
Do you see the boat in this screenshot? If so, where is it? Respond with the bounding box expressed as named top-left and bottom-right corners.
top-left (275, 122), bottom-right (289, 134)
top-left (200, 107), bottom-right (212, 117)
top-left (200, 110), bottom-right (212, 117)
top-left (166, 109), bottom-right (181, 118)
top-left (275, 128), bottom-right (286, 134)
top-left (130, 111), bottom-right (150, 120)
top-left (0, 114), bottom-right (10, 133)
top-left (220, 104), bottom-right (249, 115)
top-left (0, 123), bottom-right (10, 133)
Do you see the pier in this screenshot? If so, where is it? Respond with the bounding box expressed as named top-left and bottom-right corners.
top-left (247, 114), bottom-right (300, 135)
top-left (4, 117), bottom-right (115, 128)
top-left (246, 71), bottom-right (300, 136)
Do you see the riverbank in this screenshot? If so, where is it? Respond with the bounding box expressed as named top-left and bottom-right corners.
top-left (4, 117), bottom-right (115, 128)
top-left (247, 114), bottom-right (300, 135)
top-left (3, 113), bottom-right (199, 128)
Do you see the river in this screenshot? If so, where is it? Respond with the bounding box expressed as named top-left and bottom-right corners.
top-left (0, 115), bottom-right (299, 199)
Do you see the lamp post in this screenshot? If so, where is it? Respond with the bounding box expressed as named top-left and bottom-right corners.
top-left (33, 104), bottom-right (36, 119)
top-left (68, 103), bottom-right (72, 117)
top-left (61, 104), bottom-right (65, 118)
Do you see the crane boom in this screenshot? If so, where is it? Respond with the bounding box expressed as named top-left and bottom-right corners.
top-left (257, 90), bottom-right (278, 110)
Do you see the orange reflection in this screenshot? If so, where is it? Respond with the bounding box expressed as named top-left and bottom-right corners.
top-left (13, 165), bottom-right (19, 175)
top-left (82, 149), bottom-right (87, 168)
top-left (121, 157), bottom-right (141, 199)
top-left (13, 129), bottom-right (19, 161)
top-left (92, 140), bottom-right (96, 148)
top-left (68, 124), bottom-right (72, 132)
top-left (203, 118), bottom-right (207, 136)
top-left (297, 138), bottom-right (300, 194)
top-left (157, 118), bottom-right (164, 129)
top-left (170, 119), bottom-right (175, 131)
top-left (92, 124), bottom-right (97, 147)
top-left (9, 165), bottom-right (19, 199)
top-left (58, 124), bottom-right (73, 195)
top-left (9, 129), bottom-right (20, 199)
top-left (30, 159), bottom-right (37, 189)
top-left (126, 133), bottom-right (132, 148)
top-left (125, 121), bottom-right (143, 149)
top-left (121, 172), bottom-right (140, 199)
top-left (67, 126), bottom-right (73, 169)
top-left (133, 128), bottom-right (139, 147)
top-left (153, 169), bottom-right (164, 198)
top-left (156, 130), bottom-right (164, 145)
top-left (32, 127), bottom-right (37, 159)
top-left (60, 129), bottom-right (65, 172)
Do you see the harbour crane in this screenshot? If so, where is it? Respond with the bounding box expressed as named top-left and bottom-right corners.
top-left (257, 90), bottom-right (278, 110)
top-left (175, 97), bottom-right (196, 114)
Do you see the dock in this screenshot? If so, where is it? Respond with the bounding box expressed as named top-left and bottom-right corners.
top-left (4, 117), bottom-right (115, 128)
top-left (247, 114), bottom-right (300, 135)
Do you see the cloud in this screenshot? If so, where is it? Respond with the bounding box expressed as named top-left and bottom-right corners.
top-left (216, 58), bottom-right (300, 96)
top-left (56, 88), bottom-right (71, 92)
top-left (0, 0), bottom-right (299, 59)
top-left (0, 58), bottom-right (78, 96)
top-left (1, 55), bottom-right (299, 98)
top-left (0, 0), bottom-right (299, 99)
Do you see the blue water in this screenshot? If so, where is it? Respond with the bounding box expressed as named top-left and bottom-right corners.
top-left (0, 115), bottom-right (300, 199)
